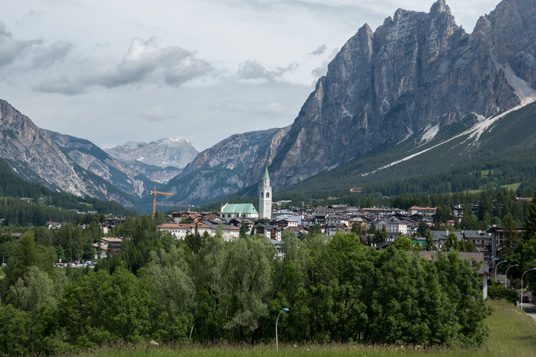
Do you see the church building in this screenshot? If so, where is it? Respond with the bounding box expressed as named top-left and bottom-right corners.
top-left (259, 166), bottom-right (272, 219)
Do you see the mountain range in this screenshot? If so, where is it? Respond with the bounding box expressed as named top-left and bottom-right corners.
top-left (1, 0), bottom-right (536, 210)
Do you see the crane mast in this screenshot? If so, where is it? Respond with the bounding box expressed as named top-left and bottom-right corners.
top-left (150, 186), bottom-right (174, 217)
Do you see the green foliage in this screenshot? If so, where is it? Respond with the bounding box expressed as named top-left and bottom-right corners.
top-left (394, 236), bottom-right (413, 251)
top-left (445, 233), bottom-right (459, 251)
top-left (0, 217), bottom-right (492, 353)
top-left (487, 280), bottom-right (518, 303)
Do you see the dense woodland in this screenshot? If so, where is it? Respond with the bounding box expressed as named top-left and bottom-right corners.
top-left (0, 223), bottom-right (489, 355)
top-left (0, 196), bottom-right (534, 355)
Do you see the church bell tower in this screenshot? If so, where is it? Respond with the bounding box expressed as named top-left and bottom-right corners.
top-left (259, 166), bottom-right (272, 219)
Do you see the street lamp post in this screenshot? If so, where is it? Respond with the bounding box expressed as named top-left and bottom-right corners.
top-left (484, 256), bottom-right (498, 273)
top-left (483, 257), bottom-right (498, 300)
top-left (494, 260), bottom-right (508, 280)
top-left (504, 264), bottom-right (519, 288)
top-left (520, 268), bottom-right (536, 309)
top-left (275, 307), bottom-right (289, 350)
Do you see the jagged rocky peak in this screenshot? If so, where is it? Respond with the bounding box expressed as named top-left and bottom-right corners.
top-left (255, 0), bottom-right (523, 190)
top-left (430, 0), bottom-right (449, 14)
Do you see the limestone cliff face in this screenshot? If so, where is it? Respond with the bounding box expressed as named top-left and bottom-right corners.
top-left (163, 0), bottom-right (536, 201)
top-left (0, 100), bottom-right (136, 206)
top-left (45, 130), bottom-right (153, 198)
top-left (476, 0), bottom-right (536, 92)
top-left (259, 0), bottom-right (530, 189)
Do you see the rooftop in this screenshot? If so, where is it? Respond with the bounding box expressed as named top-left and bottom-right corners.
top-left (221, 203), bottom-right (258, 215)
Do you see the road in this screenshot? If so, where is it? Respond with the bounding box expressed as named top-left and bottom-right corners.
top-left (522, 302), bottom-right (536, 321)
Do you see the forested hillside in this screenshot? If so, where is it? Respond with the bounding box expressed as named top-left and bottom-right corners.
top-left (0, 158), bottom-right (133, 226)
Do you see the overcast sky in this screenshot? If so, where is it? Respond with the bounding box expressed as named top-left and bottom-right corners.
top-left (1, 0), bottom-right (498, 151)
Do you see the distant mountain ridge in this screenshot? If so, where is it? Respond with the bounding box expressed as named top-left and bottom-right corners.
top-left (0, 99), bottom-right (137, 207)
top-left (159, 128), bottom-right (287, 204)
top-left (105, 138), bottom-right (198, 169)
top-left (160, 0), bottom-right (536, 203)
top-left (44, 129), bottom-right (153, 198)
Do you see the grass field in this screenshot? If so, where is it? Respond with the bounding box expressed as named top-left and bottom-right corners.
top-left (77, 300), bottom-right (536, 357)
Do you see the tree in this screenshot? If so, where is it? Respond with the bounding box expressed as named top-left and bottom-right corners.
top-left (373, 226), bottom-right (387, 244)
top-left (367, 222), bottom-right (376, 235)
top-left (394, 236), bottom-right (413, 251)
top-left (239, 222), bottom-right (248, 239)
top-left (445, 233), bottom-right (459, 251)
top-left (425, 229), bottom-right (434, 251)
top-left (501, 213), bottom-right (520, 258)
top-left (4, 232), bottom-right (39, 288)
top-left (223, 235), bottom-right (275, 340)
top-left (146, 247), bottom-right (195, 342)
top-left (417, 221), bottom-right (428, 237)
top-left (8, 266), bottom-right (57, 314)
top-left (524, 195), bottom-right (536, 240)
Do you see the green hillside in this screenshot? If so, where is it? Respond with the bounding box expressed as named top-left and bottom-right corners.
top-left (280, 102), bottom-right (536, 198)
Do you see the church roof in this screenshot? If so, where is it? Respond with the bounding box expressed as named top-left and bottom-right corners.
top-left (222, 203), bottom-right (258, 214)
top-left (263, 166), bottom-right (270, 180)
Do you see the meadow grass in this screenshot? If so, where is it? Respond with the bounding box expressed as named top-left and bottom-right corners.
top-left (76, 299), bottom-right (536, 357)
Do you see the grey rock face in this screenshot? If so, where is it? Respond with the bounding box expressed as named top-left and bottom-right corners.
top-left (257, 0), bottom-right (533, 189)
top-left (164, 128), bottom-right (284, 203)
top-left (105, 138), bottom-right (198, 169)
top-left (477, 0), bottom-right (536, 90)
top-left (45, 130), bottom-right (152, 198)
top-left (164, 0), bottom-right (536, 203)
top-left (0, 100), bottom-right (135, 206)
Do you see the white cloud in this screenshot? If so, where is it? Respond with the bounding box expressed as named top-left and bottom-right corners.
top-left (236, 60), bottom-right (298, 82)
top-left (36, 37), bottom-right (213, 94)
top-left (310, 44), bottom-right (327, 56)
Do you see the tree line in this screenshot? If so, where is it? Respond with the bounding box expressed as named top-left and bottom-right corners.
top-left (0, 215), bottom-right (490, 355)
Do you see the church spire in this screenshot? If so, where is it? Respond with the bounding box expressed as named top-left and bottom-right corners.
top-left (259, 166), bottom-right (272, 220)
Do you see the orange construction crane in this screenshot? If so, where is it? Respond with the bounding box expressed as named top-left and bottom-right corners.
top-left (150, 186), bottom-right (174, 217)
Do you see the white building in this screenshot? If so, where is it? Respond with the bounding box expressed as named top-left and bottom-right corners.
top-left (157, 222), bottom-right (240, 241)
top-left (259, 167), bottom-right (272, 219)
top-left (220, 203), bottom-right (259, 219)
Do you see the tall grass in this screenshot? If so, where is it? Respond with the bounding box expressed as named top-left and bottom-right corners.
top-left (76, 299), bottom-right (536, 357)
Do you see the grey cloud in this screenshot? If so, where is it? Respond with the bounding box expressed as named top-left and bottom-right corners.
top-left (311, 48), bottom-right (339, 79)
top-left (36, 37), bottom-right (213, 94)
top-left (35, 75), bottom-right (87, 95)
top-left (164, 56), bottom-right (213, 86)
top-left (310, 44), bottom-right (327, 56)
top-left (0, 22), bottom-right (41, 67)
top-left (237, 60), bottom-right (297, 82)
top-left (32, 41), bottom-right (73, 68)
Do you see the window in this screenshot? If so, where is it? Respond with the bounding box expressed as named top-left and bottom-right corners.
top-left (260, 191), bottom-right (264, 198)
top-left (266, 192), bottom-right (270, 198)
